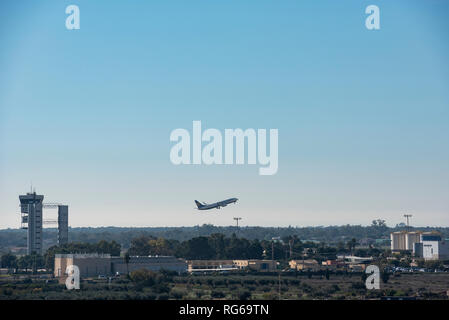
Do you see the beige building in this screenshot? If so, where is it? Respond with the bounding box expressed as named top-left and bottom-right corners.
top-left (233, 260), bottom-right (276, 272)
top-left (289, 259), bottom-right (320, 271)
top-left (54, 253), bottom-right (111, 278)
top-left (321, 260), bottom-right (344, 269)
top-left (390, 231), bottom-right (421, 251)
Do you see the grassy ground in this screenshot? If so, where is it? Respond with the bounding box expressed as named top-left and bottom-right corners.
top-left (0, 272), bottom-right (448, 300)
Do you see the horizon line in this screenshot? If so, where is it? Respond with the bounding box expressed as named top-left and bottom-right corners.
top-left (1, 224), bottom-right (449, 231)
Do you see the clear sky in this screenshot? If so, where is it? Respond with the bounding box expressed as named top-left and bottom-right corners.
top-left (1, 0), bottom-right (448, 228)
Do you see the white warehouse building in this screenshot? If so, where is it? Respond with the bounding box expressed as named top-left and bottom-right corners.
top-left (413, 234), bottom-right (449, 261)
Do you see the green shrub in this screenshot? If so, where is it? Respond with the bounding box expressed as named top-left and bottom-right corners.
top-left (170, 288), bottom-right (186, 299)
top-left (238, 290), bottom-right (251, 300)
top-left (211, 290), bottom-right (225, 298)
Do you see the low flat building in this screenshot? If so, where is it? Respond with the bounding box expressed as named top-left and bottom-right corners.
top-left (337, 255), bottom-right (373, 264)
top-left (55, 254), bottom-right (187, 278)
top-left (234, 260), bottom-right (276, 272)
top-left (321, 260), bottom-right (345, 269)
top-left (54, 253), bottom-right (111, 278)
top-left (112, 256), bottom-right (186, 274)
top-left (187, 259), bottom-right (277, 273)
top-left (187, 260), bottom-right (235, 273)
top-left (289, 259), bottom-right (320, 271)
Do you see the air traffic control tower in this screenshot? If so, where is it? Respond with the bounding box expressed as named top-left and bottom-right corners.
top-left (19, 192), bottom-right (44, 254)
top-left (20, 191), bottom-right (69, 255)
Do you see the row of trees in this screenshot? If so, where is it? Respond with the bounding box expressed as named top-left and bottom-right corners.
top-left (1, 252), bottom-right (45, 271)
top-left (44, 240), bottom-right (121, 270)
top-left (6, 222), bottom-right (447, 252)
top-left (127, 233), bottom-right (372, 261)
top-left (129, 234), bottom-right (266, 259)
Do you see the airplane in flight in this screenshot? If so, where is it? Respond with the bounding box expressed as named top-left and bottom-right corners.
top-left (195, 198), bottom-right (238, 210)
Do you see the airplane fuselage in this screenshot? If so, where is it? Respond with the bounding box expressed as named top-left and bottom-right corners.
top-left (195, 198), bottom-right (238, 210)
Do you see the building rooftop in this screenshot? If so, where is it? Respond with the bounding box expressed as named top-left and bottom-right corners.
top-left (55, 253), bottom-right (111, 258)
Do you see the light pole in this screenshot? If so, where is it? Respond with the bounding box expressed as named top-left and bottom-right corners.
top-left (233, 217), bottom-right (242, 228)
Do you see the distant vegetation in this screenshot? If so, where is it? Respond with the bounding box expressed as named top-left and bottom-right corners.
top-left (1, 223), bottom-right (448, 254)
top-left (1, 226), bottom-right (449, 301)
top-left (0, 235), bottom-right (363, 271)
top-left (129, 234), bottom-right (265, 260)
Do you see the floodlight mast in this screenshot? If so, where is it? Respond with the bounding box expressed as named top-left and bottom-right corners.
top-left (404, 214), bottom-right (412, 231)
top-left (233, 217), bottom-right (242, 228)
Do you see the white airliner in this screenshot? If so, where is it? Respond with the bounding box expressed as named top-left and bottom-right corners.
top-left (194, 198), bottom-right (238, 210)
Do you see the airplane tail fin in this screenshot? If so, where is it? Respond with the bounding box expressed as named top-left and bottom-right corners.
top-left (194, 200), bottom-right (204, 209)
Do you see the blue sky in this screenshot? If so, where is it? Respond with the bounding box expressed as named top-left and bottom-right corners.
top-left (1, 0), bottom-right (448, 228)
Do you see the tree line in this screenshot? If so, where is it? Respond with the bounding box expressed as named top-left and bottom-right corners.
top-left (4, 223), bottom-right (449, 252)
top-left (127, 233), bottom-right (374, 261)
top-left (0, 233), bottom-right (398, 272)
